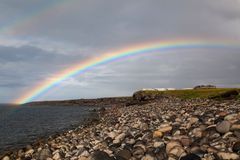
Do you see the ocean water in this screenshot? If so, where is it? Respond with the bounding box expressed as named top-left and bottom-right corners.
top-left (0, 104), bottom-right (98, 154)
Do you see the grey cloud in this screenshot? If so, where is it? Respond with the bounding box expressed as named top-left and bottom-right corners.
top-left (0, 0), bottom-right (240, 102)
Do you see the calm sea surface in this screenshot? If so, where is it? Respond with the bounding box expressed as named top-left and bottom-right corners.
top-left (0, 104), bottom-right (98, 154)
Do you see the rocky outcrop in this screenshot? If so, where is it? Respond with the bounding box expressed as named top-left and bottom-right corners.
top-left (132, 90), bottom-right (163, 102)
top-left (193, 85), bottom-right (217, 89)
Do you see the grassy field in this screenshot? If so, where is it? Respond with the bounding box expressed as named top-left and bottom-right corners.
top-left (137, 88), bottom-right (240, 100)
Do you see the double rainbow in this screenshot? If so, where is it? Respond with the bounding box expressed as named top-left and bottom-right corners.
top-left (14, 39), bottom-right (239, 104)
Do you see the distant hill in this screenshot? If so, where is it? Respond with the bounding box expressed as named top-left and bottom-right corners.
top-left (23, 88), bottom-right (240, 107)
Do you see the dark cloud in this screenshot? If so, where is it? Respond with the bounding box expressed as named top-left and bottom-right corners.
top-left (0, 0), bottom-right (240, 102)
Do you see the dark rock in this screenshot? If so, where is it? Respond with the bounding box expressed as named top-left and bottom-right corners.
top-left (154, 146), bottom-right (168, 160)
top-left (116, 149), bottom-right (132, 160)
top-left (180, 153), bottom-right (201, 160)
top-left (232, 141), bottom-right (240, 153)
top-left (91, 151), bottom-right (112, 160)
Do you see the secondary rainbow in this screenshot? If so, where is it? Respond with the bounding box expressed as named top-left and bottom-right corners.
top-left (14, 39), bottom-right (239, 104)
top-left (1, 0), bottom-right (67, 34)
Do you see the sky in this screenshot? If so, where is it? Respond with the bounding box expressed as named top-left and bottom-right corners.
top-left (0, 0), bottom-right (240, 103)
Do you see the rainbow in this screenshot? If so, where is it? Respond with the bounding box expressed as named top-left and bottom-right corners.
top-left (14, 39), bottom-right (239, 104)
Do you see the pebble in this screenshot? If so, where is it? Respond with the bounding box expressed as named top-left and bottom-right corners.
top-left (116, 149), bottom-right (132, 160)
top-left (217, 152), bottom-right (240, 159)
top-left (232, 141), bottom-right (240, 153)
top-left (141, 154), bottom-right (155, 160)
top-left (91, 151), bottom-right (112, 160)
top-left (2, 156), bottom-right (10, 160)
top-left (153, 131), bottom-right (163, 138)
top-left (1, 98), bottom-right (240, 160)
top-left (216, 121), bottom-right (231, 134)
top-left (38, 148), bottom-right (52, 160)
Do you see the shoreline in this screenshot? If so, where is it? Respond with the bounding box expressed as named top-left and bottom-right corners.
top-left (0, 108), bottom-right (101, 158)
top-left (1, 97), bottom-right (240, 159)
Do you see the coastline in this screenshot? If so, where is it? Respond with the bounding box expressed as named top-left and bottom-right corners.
top-left (1, 97), bottom-right (240, 160)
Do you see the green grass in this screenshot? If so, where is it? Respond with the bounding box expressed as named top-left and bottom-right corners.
top-left (138, 88), bottom-right (240, 100)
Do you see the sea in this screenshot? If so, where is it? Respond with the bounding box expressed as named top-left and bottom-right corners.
top-left (0, 104), bottom-right (99, 154)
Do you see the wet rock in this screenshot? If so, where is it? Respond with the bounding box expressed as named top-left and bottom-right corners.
top-left (216, 121), bottom-right (231, 134)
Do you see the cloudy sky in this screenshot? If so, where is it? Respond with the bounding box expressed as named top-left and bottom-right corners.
top-left (0, 0), bottom-right (240, 103)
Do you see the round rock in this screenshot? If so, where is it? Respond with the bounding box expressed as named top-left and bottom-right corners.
top-left (216, 121), bottom-right (231, 134)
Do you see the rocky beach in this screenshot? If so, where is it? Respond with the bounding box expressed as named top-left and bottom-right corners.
top-left (1, 96), bottom-right (240, 160)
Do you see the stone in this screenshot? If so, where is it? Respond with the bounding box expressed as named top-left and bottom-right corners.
top-left (189, 117), bottom-right (199, 125)
top-left (2, 156), bottom-right (10, 160)
top-left (225, 114), bottom-right (238, 121)
top-left (168, 146), bottom-right (186, 158)
top-left (141, 154), bottom-right (155, 160)
top-left (216, 121), bottom-right (231, 134)
top-left (232, 141), bottom-right (240, 153)
top-left (231, 124), bottom-right (240, 130)
top-left (179, 136), bottom-right (191, 146)
top-left (166, 141), bottom-right (182, 154)
top-left (53, 152), bottom-right (62, 160)
top-left (153, 141), bottom-right (164, 148)
top-left (132, 146), bottom-right (145, 159)
top-left (154, 146), bottom-right (168, 160)
top-left (192, 128), bottom-right (202, 138)
top-left (217, 152), bottom-right (239, 159)
top-left (108, 131), bottom-right (117, 139)
top-left (140, 123), bottom-right (149, 130)
top-left (25, 149), bottom-right (34, 155)
top-left (153, 131), bottom-right (163, 138)
top-left (79, 157), bottom-right (90, 160)
top-left (39, 148), bottom-right (52, 160)
top-left (116, 149), bottom-right (132, 160)
top-left (158, 126), bottom-right (172, 133)
top-left (91, 151), bottom-right (112, 160)
top-left (114, 133), bottom-right (126, 142)
top-left (180, 153), bottom-right (201, 160)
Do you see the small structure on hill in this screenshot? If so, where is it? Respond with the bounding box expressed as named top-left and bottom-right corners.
top-left (194, 85), bottom-right (216, 90)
